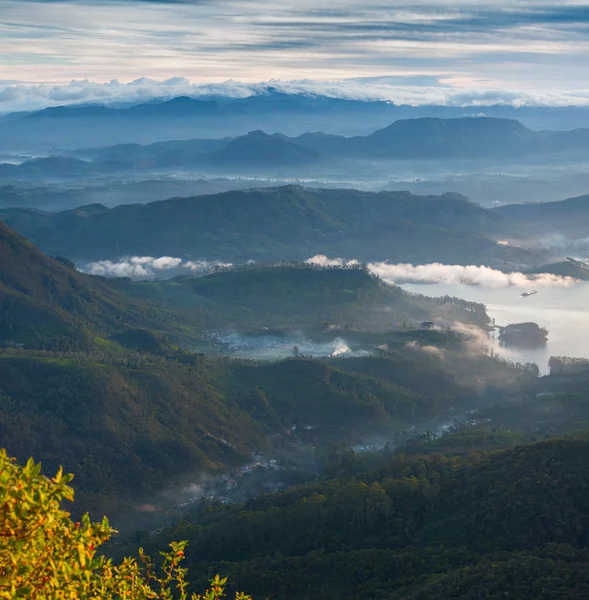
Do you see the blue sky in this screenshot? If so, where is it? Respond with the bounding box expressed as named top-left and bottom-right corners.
top-left (2, 0), bottom-right (589, 110)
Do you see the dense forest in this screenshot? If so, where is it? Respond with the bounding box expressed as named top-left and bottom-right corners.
top-left (0, 220), bottom-right (506, 518)
top-left (133, 435), bottom-right (589, 600)
top-left (125, 262), bottom-right (491, 331)
top-left (4, 218), bottom-right (589, 599)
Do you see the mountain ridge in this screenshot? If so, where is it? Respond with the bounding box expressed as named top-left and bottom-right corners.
top-left (0, 185), bottom-right (525, 265)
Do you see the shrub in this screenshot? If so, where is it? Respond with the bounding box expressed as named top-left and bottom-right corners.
top-left (0, 449), bottom-right (250, 599)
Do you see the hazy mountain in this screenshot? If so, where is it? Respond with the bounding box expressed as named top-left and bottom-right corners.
top-left (527, 258), bottom-right (589, 280)
top-left (494, 192), bottom-right (589, 239)
top-left (206, 130), bottom-right (322, 168)
top-left (87, 138), bottom-right (227, 168)
top-left (59, 117), bottom-right (589, 179)
top-left (8, 92), bottom-right (589, 151)
top-left (0, 132), bottom-right (324, 181)
top-left (0, 186), bottom-right (527, 266)
top-left (353, 117), bottom-right (534, 158)
top-left (295, 117), bottom-right (589, 160)
top-left (4, 117), bottom-right (589, 185)
top-left (0, 93), bottom-right (400, 151)
top-left (0, 157), bottom-right (99, 180)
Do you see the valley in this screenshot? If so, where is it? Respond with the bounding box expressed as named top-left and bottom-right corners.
top-left (4, 88), bottom-right (589, 599)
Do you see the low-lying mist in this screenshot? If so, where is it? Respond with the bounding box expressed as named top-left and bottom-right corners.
top-left (206, 331), bottom-right (364, 360)
top-left (85, 254), bottom-right (579, 289)
top-left (84, 256), bottom-right (233, 279)
top-left (307, 255), bottom-right (578, 288)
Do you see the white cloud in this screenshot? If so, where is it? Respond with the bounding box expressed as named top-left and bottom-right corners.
top-left (184, 259), bottom-right (232, 271)
top-left (2, 0), bottom-right (589, 111)
top-left (151, 256), bottom-right (182, 270)
top-left (5, 77), bottom-right (589, 114)
top-left (369, 262), bottom-right (579, 289)
top-left (306, 255), bottom-right (360, 268)
top-left (306, 256), bottom-right (579, 288)
top-left (84, 255), bottom-right (232, 280)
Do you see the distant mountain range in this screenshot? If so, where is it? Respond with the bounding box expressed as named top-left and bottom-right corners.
top-left (6, 91), bottom-right (589, 151)
top-left (63, 116), bottom-right (589, 165)
top-left (5, 116), bottom-right (589, 182)
top-left (0, 185), bottom-right (533, 266)
top-left (0, 93), bottom-right (397, 151)
top-left (292, 117), bottom-right (561, 159)
top-left (94, 118), bottom-right (555, 167)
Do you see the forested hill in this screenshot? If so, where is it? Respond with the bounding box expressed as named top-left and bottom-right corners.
top-left (494, 192), bottom-right (589, 239)
top-left (0, 220), bottom-right (179, 350)
top-left (127, 262), bottom-right (491, 330)
top-left (0, 186), bottom-right (528, 265)
top-left (140, 435), bottom-right (589, 600)
top-left (0, 345), bottom-right (493, 519)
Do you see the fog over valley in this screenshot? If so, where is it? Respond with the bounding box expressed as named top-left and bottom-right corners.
top-left (5, 2), bottom-right (589, 598)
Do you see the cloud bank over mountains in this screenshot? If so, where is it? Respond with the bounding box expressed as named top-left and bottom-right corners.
top-left (3, 0), bottom-right (589, 111)
top-left (5, 77), bottom-right (589, 114)
top-left (306, 256), bottom-right (579, 289)
top-left (84, 256), bottom-right (232, 280)
top-left (86, 254), bottom-right (579, 288)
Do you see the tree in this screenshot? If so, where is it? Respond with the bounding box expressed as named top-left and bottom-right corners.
top-left (0, 449), bottom-right (251, 600)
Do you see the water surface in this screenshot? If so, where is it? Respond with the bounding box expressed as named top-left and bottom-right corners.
top-left (402, 282), bottom-right (589, 373)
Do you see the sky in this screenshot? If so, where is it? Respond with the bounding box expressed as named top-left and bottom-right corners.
top-left (2, 0), bottom-right (589, 111)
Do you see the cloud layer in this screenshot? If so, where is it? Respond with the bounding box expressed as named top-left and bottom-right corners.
top-left (6, 77), bottom-right (589, 113)
top-left (84, 256), bottom-right (232, 279)
top-left (86, 254), bottom-right (580, 288)
top-left (2, 0), bottom-right (589, 111)
top-left (306, 256), bottom-right (579, 289)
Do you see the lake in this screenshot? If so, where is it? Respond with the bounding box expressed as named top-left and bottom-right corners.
top-left (402, 282), bottom-right (589, 373)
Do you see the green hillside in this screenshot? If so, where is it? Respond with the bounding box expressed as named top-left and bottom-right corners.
top-left (0, 186), bottom-right (529, 265)
top-left (0, 220), bottom-right (525, 525)
top-left (5, 214), bottom-right (586, 600)
top-left (0, 352), bottom-right (263, 516)
top-left (139, 435), bottom-right (589, 600)
top-left (527, 258), bottom-right (589, 280)
top-left (0, 346), bottom-right (491, 518)
top-left (0, 220), bottom-right (181, 351)
top-left (126, 263), bottom-right (491, 331)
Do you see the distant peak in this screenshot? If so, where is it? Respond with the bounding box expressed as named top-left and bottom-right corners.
top-left (245, 129), bottom-right (270, 139)
top-left (160, 96), bottom-right (205, 105)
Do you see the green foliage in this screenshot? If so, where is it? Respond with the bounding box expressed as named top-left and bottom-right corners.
top-left (0, 220), bottom-right (190, 352)
top-left (0, 345), bottom-right (483, 516)
top-left (0, 351), bottom-right (266, 516)
top-left (0, 449), bottom-right (250, 599)
top-left (138, 435), bottom-right (589, 599)
top-left (128, 262), bottom-right (491, 330)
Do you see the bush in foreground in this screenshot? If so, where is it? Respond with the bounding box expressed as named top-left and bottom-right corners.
top-left (0, 449), bottom-right (250, 599)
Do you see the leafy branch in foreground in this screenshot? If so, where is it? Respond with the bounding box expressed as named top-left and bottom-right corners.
top-left (0, 449), bottom-right (250, 599)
